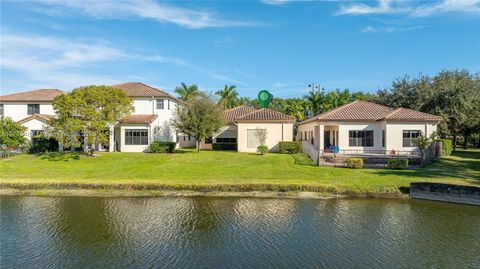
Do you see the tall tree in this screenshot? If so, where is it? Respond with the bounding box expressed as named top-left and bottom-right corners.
top-left (174, 83), bottom-right (199, 101)
top-left (172, 93), bottom-right (223, 152)
top-left (283, 98), bottom-right (305, 121)
top-left (421, 70), bottom-right (480, 149)
top-left (0, 116), bottom-right (26, 156)
top-left (50, 85), bottom-right (133, 155)
top-left (303, 89), bottom-right (324, 117)
top-left (215, 85), bottom-right (239, 109)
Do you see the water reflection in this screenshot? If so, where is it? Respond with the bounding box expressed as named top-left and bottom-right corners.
top-left (1, 196), bottom-right (479, 269)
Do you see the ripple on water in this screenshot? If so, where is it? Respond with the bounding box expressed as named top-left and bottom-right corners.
top-left (1, 196), bottom-right (479, 269)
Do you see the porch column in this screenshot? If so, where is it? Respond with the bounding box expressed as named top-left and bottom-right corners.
top-left (109, 126), bottom-right (115, 152)
top-left (319, 124), bottom-right (324, 150)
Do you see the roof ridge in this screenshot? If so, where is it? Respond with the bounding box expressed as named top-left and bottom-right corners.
top-left (382, 107), bottom-right (402, 119)
top-left (223, 105), bottom-right (253, 113)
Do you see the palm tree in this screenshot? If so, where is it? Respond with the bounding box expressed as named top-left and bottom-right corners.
top-left (174, 83), bottom-right (199, 101)
top-left (215, 85), bottom-right (239, 109)
top-left (237, 97), bottom-right (252, 106)
top-left (303, 89), bottom-right (324, 117)
top-left (283, 98), bottom-right (305, 121)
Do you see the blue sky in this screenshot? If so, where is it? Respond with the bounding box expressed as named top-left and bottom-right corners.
top-left (1, 0), bottom-right (479, 98)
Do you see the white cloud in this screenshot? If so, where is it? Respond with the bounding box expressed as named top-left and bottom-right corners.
top-left (338, 0), bottom-right (480, 17)
top-left (360, 25), bottom-right (427, 33)
top-left (29, 0), bottom-right (258, 29)
top-left (0, 32), bottom-right (246, 91)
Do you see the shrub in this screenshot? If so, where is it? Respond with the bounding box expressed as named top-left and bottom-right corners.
top-left (149, 141), bottom-right (176, 153)
top-left (279, 141), bottom-right (301, 154)
top-left (212, 143), bottom-right (237, 150)
top-left (347, 157), bottom-right (363, 169)
top-left (441, 138), bottom-right (452, 155)
top-left (387, 158), bottom-right (409, 169)
top-left (30, 136), bottom-right (58, 153)
top-left (257, 145), bottom-right (269, 155)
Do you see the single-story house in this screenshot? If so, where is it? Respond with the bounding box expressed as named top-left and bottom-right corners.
top-left (297, 100), bottom-right (442, 155)
top-left (192, 105), bottom-right (295, 152)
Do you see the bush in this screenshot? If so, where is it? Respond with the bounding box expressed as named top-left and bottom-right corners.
top-left (441, 138), bottom-right (452, 155)
top-left (387, 158), bottom-right (409, 169)
top-left (212, 143), bottom-right (237, 150)
top-left (347, 157), bottom-right (363, 169)
top-left (30, 136), bottom-right (58, 153)
top-left (257, 145), bottom-right (269, 155)
top-left (149, 141), bottom-right (176, 153)
top-left (279, 141), bottom-right (301, 154)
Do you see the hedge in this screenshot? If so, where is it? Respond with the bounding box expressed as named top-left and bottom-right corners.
top-left (212, 143), bottom-right (237, 150)
top-left (387, 158), bottom-right (409, 169)
top-left (347, 157), bottom-right (363, 169)
top-left (441, 138), bottom-right (452, 155)
top-left (29, 136), bottom-right (59, 153)
top-left (279, 141), bottom-right (301, 154)
top-left (149, 141), bottom-right (176, 153)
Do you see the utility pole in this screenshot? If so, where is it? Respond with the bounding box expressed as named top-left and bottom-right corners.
top-left (308, 83), bottom-right (321, 93)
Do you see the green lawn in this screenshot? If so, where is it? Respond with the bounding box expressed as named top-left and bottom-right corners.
top-left (0, 149), bottom-right (478, 194)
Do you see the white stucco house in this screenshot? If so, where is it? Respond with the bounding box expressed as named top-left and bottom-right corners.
top-left (0, 82), bottom-right (181, 152)
top-left (0, 89), bottom-right (64, 142)
top-left (193, 105), bottom-right (295, 153)
top-left (297, 100), bottom-right (443, 159)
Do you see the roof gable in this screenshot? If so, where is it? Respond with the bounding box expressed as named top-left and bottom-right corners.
top-left (111, 82), bottom-right (179, 101)
top-left (0, 89), bottom-right (64, 102)
top-left (18, 114), bottom-right (55, 124)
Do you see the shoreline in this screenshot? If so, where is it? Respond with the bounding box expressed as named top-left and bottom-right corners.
top-left (0, 188), bottom-right (408, 199)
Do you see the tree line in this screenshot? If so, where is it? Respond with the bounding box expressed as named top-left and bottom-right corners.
top-left (177, 69), bottom-right (479, 149)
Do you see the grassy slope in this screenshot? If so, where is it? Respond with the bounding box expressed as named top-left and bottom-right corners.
top-left (0, 150), bottom-right (478, 193)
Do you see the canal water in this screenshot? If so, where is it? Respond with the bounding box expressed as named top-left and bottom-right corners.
top-left (1, 196), bottom-right (479, 268)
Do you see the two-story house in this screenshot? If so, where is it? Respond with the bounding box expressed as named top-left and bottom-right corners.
top-left (1, 82), bottom-right (181, 152)
top-left (0, 89), bottom-right (64, 142)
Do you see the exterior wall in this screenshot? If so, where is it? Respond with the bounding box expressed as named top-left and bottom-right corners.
top-left (296, 121), bottom-right (316, 141)
top-left (20, 118), bottom-right (47, 142)
top-left (133, 97), bottom-right (178, 143)
top-left (179, 135), bottom-right (196, 148)
top-left (237, 122), bottom-right (293, 153)
top-left (385, 121), bottom-right (437, 151)
top-left (119, 125), bottom-right (152, 152)
top-left (337, 122), bottom-right (384, 151)
top-left (199, 124), bottom-right (237, 150)
top-left (1, 102), bottom-right (54, 121)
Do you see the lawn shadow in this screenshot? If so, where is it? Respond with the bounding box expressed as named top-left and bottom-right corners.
top-left (291, 153), bottom-right (315, 166)
top-left (39, 152), bottom-right (83, 162)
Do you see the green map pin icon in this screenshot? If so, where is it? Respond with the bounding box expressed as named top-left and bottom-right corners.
top-left (258, 90), bottom-right (273, 108)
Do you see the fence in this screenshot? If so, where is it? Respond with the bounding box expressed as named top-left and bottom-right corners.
top-left (301, 141), bottom-right (442, 168)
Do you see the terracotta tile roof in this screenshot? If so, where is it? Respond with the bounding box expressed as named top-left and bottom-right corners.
top-left (222, 105), bottom-right (257, 123)
top-left (17, 114), bottom-right (55, 124)
top-left (119, 114), bottom-right (158, 124)
top-left (0, 89), bottom-right (64, 102)
top-left (234, 108), bottom-right (296, 122)
top-left (384, 107), bottom-right (443, 121)
top-left (111, 82), bottom-right (179, 101)
top-left (299, 100), bottom-right (442, 125)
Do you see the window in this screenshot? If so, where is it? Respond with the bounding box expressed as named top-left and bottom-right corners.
top-left (382, 130), bottom-right (385, 147)
top-left (125, 129), bottom-right (148, 145)
top-left (183, 136), bottom-right (186, 141)
top-left (27, 104), bottom-right (40, 115)
top-left (216, 137), bottom-right (237, 143)
top-left (31, 130), bottom-right (44, 137)
top-left (205, 137), bottom-right (213, 144)
top-left (168, 100), bottom-right (170, 110)
top-left (188, 135), bottom-right (191, 141)
top-left (403, 130), bottom-right (421, 147)
top-left (349, 130), bottom-right (374, 147)
top-left (247, 129), bottom-right (266, 148)
top-left (300, 132), bottom-right (303, 141)
top-left (0, 104), bottom-right (3, 116)
top-left (156, 99), bottom-right (164, 109)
